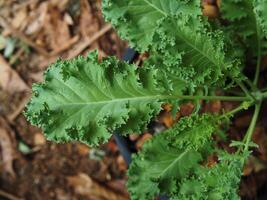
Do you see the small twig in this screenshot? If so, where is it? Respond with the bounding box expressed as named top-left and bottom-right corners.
top-left (10, 48), bottom-right (24, 65)
top-left (220, 101), bottom-right (254, 120)
top-left (49, 35), bottom-right (80, 56)
top-left (0, 55), bottom-right (30, 121)
top-left (66, 24), bottom-right (112, 59)
top-left (0, 15), bottom-right (49, 57)
top-left (0, 190), bottom-right (23, 200)
top-left (244, 103), bottom-right (262, 151)
top-left (244, 78), bottom-right (257, 92)
top-left (38, 24), bottom-right (113, 69)
top-left (13, 0), bottom-right (39, 11)
top-left (7, 94), bottom-right (31, 122)
top-left (237, 81), bottom-right (256, 101)
top-left (0, 54), bottom-right (30, 92)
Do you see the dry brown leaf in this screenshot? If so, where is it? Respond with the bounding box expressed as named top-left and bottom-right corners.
top-left (217, 0), bottom-right (221, 7)
top-left (0, 15), bottom-right (49, 56)
top-left (38, 24), bottom-right (112, 69)
top-left (204, 100), bottom-right (222, 113)
top-left (158, 112), bottom-right (175, 128)
top-left (180, 102), bottom-right (194, 117)
top-left (0, 190), bottom-right (23, 200)
top-left (44, 4), bottom-right (71, 51)
top-left (252, 127), bottom-right (267, 162)
top-left (25, 2), bottom-right (48, 35)
top-left (11, 8), bottom-right (27, 29)
top-left (235, 115), bottom-right (252, 129)
top-left (136, 133), bottom-right (152, 150)
top-left (0, 55), bottom-right (29, 93)
top-left (79, 0), bottom-right (100, 54)
top-left (7, 95), bottom-right (31, 122)
top-left (0, 55), bottom-right (31, 122)
top-left (0, 117), bottom-right (17, 177)
top-left (67, 173), bottom-right (128, 200)
top-left (63, 13), bottom-right (73, 26)
top-left (206, 154), bottom-right (218, 168)
top-left (76, 143), bottom-right (90, 156)
top-left (202, 4), bottom-right (219, 18)
top-left (243, 156), bottom-right (267, 176)
top-left (65, 24), bottom-right (111, 59)
top-left (129, 134), bottom-right (139, 141)
top-left (55, 189), bottom-right (71, 200)
top-left (107, 139), bottom-right (118, 153)
top-left (117, 155), bottom-right (127, 172)
top-left (80, 0), bottom-right (100, 39)
top-left (50, 0), bottom-right (69, 11)
top-left (28, 71), bottom-right (44, 82)
top-left (33, 133), bottom-right (46, 146)
top-left (49, 35), bottom-right (80, 56)
top-left (106, 180), bottom-right (129, 197)
top-left (162, 103), bottom-right (172, 112)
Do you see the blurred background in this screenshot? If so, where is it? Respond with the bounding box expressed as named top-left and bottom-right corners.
top-left (1, 0), bottom-right (267, 200)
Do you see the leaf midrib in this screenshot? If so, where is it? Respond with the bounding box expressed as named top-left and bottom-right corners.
top-left (141, 0), bottom-right (218, 68)
top-left (143, 0), bottom-right (167, 17)
top-left (176, 28), bottom-right (222, 69)
top-left (55, 94), bottom-right (172, 108)
top-left (159, 150), bottom-right (188, 178)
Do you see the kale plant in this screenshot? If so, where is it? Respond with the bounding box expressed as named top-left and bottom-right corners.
top-left (25, 0), bottom-right (267, 199)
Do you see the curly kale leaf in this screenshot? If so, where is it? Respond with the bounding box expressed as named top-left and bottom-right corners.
top-left (172, 152), bottom-right (243, 200)
top-left (127, 114), bottom-right (223, 200)
top-left (220, 0), bottom-right (267, 57)
top-left (127, 114), bottom-right (244, 200)
top-left (254, 0), bottom-right (267, 37)
top-left (25, 51), bottom-right (185, 146)
top-left (102, 0), bottom-right (202, 52)
top-left (146, 14), bottom-right (241, 89)
top-left (103, 1), bottom-right (242, 89)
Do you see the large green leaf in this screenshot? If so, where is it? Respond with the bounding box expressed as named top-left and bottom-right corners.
top-left (127, 114), bottom-right (243, 200)
top-left (172, 152), bottom-right (243, 200)
top-left (102, 0), bottom-right (201, 52)
top-left (128, 133), bottom-right (202, 200)
top-left (127, 114), bottom-right (218, 200)
top-left (25, 51), bottom-right (184, 146)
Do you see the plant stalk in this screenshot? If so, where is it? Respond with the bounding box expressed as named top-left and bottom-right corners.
top-left (253, 25), bottom-right (262, 86)
top-left (237, 81), bottom-right (256, 101)
top-left (220, 101), bottom-right (254, 119)
top-left (244, 103), bottom-right (262, 151)
top-left (261, 91), bottom-right (267, 99)
top-left (169, 95), bottom-right (250, 102)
